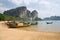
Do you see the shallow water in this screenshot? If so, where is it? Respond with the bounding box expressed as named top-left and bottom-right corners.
top-left (21, 21), bottom-right (60, 32)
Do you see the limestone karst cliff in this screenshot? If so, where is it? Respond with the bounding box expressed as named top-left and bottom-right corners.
top-left (4, 6), bottom-right (38, 21)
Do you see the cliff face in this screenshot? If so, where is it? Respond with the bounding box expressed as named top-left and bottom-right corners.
top-left (4, 6), bottom-right (38, 21)
top-left (31, 10), bottom-right (38, 20)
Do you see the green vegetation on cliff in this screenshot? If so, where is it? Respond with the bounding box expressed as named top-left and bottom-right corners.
top-left (0, 13), bottom-right (20, 21)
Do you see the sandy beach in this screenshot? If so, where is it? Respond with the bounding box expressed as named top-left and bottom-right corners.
top-left (0, 21), bottom-right (60, 40)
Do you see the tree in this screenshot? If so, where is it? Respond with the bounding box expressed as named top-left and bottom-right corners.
top-left (0, 13), bottom-right (5, 21)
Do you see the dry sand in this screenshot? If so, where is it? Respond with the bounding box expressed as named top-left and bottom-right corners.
top-left (0, 21), bottom-right (60, 40)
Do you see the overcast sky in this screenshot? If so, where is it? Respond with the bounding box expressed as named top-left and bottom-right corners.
top-left (0, 0), bottom-right (60, 18)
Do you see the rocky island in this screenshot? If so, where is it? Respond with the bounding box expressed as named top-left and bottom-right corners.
top-left (4, 6), bottom-right (40, 21)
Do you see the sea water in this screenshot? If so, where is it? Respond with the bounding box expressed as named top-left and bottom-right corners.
top-left (24, 20), bottom-right (60, 32)
top-left (37, 20), bottom-right (60, 32)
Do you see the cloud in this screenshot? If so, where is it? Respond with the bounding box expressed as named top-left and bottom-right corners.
top-left (8, 0), bottom-right (39, 6)
top-left (39, 1), bottom-right (50, 5)
top-left (39, 0), bottom-right (52, 8)
top-left (0, 3), bottom-right (3, 6)
top-left (0, 3), bottom-right (10, 13)
top-left (30, 0), bottom-right (39, 3)
top-left (0, 7), bottom-right (9, 13)
top-left (37, 0), bottom-right (60, 18)
top-left (8, 0), bottom-right (23, 6)
top-left (24, 0), bottom-right (30, 5)
top-left (8, 0), bottom-right (31, 5)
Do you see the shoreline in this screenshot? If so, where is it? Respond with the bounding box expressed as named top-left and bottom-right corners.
top-left (0, 21), bottom-right (60, 40)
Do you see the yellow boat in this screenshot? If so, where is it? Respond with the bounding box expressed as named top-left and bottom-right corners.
top-left (16, 23), bottom-right (29, 27)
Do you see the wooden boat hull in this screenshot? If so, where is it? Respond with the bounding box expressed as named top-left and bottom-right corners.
top-left (31, 22), bottom-right (38, 25)
top-left (6, 21), bottom-right (29, 28)
top-left (46, 22), bottom-right (53, 24)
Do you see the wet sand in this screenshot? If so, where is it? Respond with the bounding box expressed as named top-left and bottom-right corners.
top-left (0, 21), bottom-right (60, 40)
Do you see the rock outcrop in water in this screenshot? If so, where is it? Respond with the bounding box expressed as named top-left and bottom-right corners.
top-left (43, 16), bottom-right (60, 20)
top-left (4, 6), bottom-right (39, 21)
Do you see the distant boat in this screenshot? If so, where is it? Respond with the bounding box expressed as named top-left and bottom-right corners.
top-left (46, 22), bottom-right (53, 24)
